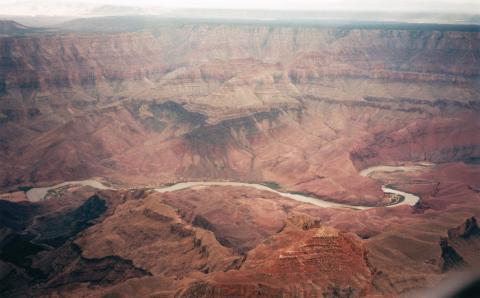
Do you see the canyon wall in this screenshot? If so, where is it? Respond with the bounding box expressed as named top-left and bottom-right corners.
top-left (1, 21), bottom-right (480, 297)
top-left (0, 24), bottom-right (479, 204)
top-left (1, 26), bottom-right (479, 102)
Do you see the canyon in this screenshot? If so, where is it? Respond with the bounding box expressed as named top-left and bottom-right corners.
top-left (0, 17), bottom-right (479, 297)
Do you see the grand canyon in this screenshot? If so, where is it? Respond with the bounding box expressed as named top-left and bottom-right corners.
top-left (0, 5), bottom-right (479, 297)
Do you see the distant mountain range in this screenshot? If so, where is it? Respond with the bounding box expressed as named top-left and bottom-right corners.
top-left (0, 15), bottom-right (479, 36)
top-left (0, 20), bottom-right (32, 35)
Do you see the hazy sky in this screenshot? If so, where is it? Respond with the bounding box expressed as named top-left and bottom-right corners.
top-left (1, 0), bottom-right (479, 15)
top-left (119, 0), bottom-right (479, 12)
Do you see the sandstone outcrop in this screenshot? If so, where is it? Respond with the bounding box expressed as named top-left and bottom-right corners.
top-left (0, 20), bottom-right (479, 297)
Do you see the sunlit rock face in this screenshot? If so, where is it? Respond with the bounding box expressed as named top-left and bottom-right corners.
top-left (1, 27), bottom-right (479, 103)
top-left (0, 20), bottom-right (479, 297)
top-left (1, 25), bottom-right (478, 200)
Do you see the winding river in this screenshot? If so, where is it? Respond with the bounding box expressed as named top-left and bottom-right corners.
top-left (26, 180), bottom-right (113, 202)
top-left (20, 165), bottom-right (422, 209)
top-left (154, 182), bottom-right (418, 210)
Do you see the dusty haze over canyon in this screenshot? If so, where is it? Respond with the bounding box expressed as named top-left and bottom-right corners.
top-left (0, 9), bottom-right (479, 298)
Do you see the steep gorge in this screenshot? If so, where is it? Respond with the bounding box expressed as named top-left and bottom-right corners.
top-left (1, 24), bottom-right (479, 206)
top-left (1, 18), bottom-right (480, 297)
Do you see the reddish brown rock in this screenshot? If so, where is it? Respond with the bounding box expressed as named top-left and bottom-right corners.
top-left (0, 21), bottom-right (479, 298)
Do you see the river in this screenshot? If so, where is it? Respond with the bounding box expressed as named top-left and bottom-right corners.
top-left (21, 165), bottom-right (421, 209)
top-left (154, 181), bottom-right (419, 210)
top-left (26, 179), bottom-right (113, 202)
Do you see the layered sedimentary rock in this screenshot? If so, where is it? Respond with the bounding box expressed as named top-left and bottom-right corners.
top-left (3, 94), bottom-right (478, 204)
top-left (1, 25), bottom-right (479, 197)
top-left (1, 162), bottom-right (478, 297)
top-left (0, 20), bottom-right (479, 297)
top-left (0, 146), bottom-right (479, 295)
top-left (2, 27), bottom-right (479, 89)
